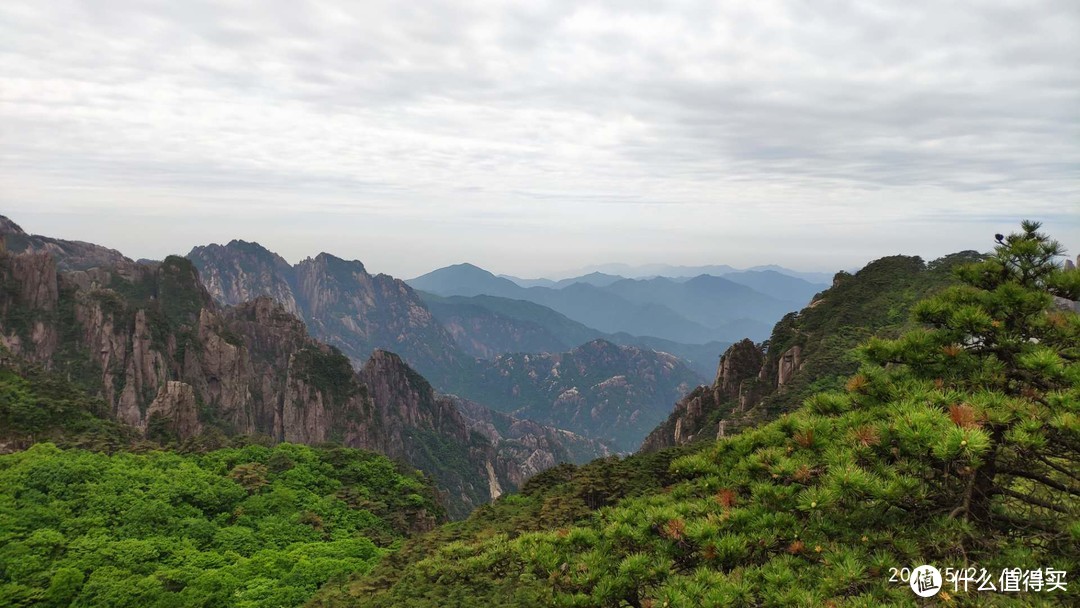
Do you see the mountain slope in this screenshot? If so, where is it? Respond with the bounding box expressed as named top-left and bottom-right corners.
top-left (0, 215), bottom-right (131, 271)
top-left (418, 291), bottom-right (730, 378)
top-left (640, 251), bottom-right (985, 452)
top-left (188, 242), bottom-right (473, 394)
top-left (464, 339), bottom-right (701, 452)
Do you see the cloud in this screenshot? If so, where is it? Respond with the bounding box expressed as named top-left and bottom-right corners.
top-left (1, 0), bottom-right (1077, 277)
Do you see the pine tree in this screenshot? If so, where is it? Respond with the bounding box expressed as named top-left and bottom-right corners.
top-left (863, 220), bottom-right (1080, 541)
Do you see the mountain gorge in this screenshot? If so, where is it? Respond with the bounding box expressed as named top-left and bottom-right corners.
top-left (0, 217), bottom-right (607, 518)
top-left (187, 238), bottom-right (714, 450)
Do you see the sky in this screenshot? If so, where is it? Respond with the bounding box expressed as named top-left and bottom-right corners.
top-left (1, 0), bottom-right (1078, 279)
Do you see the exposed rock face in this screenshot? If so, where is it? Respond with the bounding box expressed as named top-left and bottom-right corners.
top-left (187, 240), bottom-right (300, 316)
top-left (776, 345), bottom-right (803, 386)
top-left (452, 396), bottom-right (612, 488)
top-left (188, 243), bottom-right (468, 393)
top-left (145, 381), bottom-right (203, 439)
top-left (468, 339), bottom-right (700, 451)
top-left (716, 338), bottom-right (765, 407)
top-left (1, 215), bottom-right (131, 271)
top-left (0, 247), bottom-right (607, 518)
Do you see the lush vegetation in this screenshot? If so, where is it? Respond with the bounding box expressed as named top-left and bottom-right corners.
top-left (310, 446), bottom-right (694, 606)
top-left (0, 362), bottom-right (133, 451)
top-left (0, 442), bottom-right (443, 607)
top-left (757, 250), bottom-right (986, 418)
top-left (316, 223), bottom-right (1078, 606)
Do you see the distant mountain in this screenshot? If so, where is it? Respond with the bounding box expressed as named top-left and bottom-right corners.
top-left (569, 262), bottom-right (836, 285)
top-left (418, 291), bottom-right (731, 379)
top-left (408, 263), bottom-right (522, 298)
top-left (551, 271), bottom-right (627, 289)
top-left (408, 265), bottom-right (784, 344)
top-left (419, 292), bottom-right (601, 358)
top-left (712, 269), bottom-right (825, 307)
top-left (466, 339), bottom-right (701, 451)
top-left (743, 264), bottom-right (836, 285)
top-left (602, 274), bottom-right (800, 331)
top-left (578, 262), bottom-right (740, 277)
top-left (497, 274), bottom-right (558, 288)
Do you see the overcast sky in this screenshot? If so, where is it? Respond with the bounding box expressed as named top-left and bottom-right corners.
top-left (2, 0), bottom-right (1077, 278)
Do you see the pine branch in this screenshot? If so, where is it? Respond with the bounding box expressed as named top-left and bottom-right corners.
top-left (994, 486), bottom-right (1071, 515)
top-left (1033, 454), bottom-right (1080, 483)
top-left (998, 467), bottom-right (1080, 498)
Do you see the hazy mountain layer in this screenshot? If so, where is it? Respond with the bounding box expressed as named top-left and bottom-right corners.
top-left (464, 339), bottom-right (701, 452)
top-left (419, 291), bottom-right (727, 379)
top-left (408, 263), bottom-right (806, 343)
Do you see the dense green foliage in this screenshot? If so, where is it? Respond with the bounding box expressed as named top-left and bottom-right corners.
top-left (0, 363), bottom-right (133, 450)
top-left (292, 346), bottom-right (364, 405)
top-left (758, 250), bottom-right (985, 417)
top-left (310, 446), bottom-right (694, 606)
top-left (0, 442), bottom-right (443, 608)
top-left (319, 224), bottom-right (1078, 606)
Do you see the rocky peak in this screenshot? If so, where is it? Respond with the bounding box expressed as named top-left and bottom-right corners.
top-left (360, 349), bottom-right (453, 433)
top-left (188, 241), bottom-right (300, 316)
top-left (715, 339), bottom-right (764, 398)
top-left (0, 215), bottom-right (27, 237)
top-left (0, 215), bottom-right (131, 271)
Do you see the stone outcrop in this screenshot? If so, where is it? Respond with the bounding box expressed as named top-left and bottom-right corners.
top-left (641, 337), bottom-right (805, 452)
top-left (1, 215), bottom-right (130, 271)
top-left (145, 381), bottom-right (203, 439)
top-left (0, 244), bottom-right (607, 518)
top-left (188, 243), bottom-right (468, 392)
top-left (776, 345), bottom-right (803, 386)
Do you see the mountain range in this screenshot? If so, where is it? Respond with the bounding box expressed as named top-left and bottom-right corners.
top-left (187, 240), bottom-right (710, 449)
top-left (526, 262), bottom-right (836, 285)
top-left (408, 262), bottom-right (824, 343)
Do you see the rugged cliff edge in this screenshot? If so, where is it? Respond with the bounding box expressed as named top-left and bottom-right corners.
top-left (188, 241), bottom-right (471, 393)
top-left (0, 217), bottom-right (608, 517)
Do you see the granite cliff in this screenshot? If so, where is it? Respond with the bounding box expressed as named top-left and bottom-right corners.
top-left (0, 217), bottom-right (608, 517)
top-left (188, 241), bottom-right (472, 392)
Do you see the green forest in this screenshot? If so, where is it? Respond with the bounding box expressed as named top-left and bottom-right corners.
top-left (0, 441), bottom-right (443, 607)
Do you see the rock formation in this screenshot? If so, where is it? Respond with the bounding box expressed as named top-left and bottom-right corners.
top-left (0, 243), bottom-right (607, 518)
